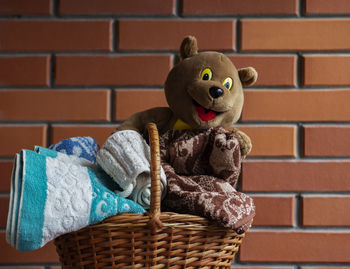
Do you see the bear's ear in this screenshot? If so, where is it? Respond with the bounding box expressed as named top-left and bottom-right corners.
top-left (180, 36), bottom-right (198, 60)
top-left (238, 67), bottom-right (258, 87)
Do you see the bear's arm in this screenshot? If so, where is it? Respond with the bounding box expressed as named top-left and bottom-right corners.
top-left (114, 107), bottom-right (175, 135)
top-left (228, 127), bottom-right (252, 160)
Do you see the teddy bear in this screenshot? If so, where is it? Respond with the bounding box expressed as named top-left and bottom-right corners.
top-left (115, 36), bottom-right (258, 159)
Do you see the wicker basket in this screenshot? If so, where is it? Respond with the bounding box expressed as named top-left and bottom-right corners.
top-left (54, 123), bottom-right (246, 268)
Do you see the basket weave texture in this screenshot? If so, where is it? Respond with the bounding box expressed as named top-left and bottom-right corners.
top-left (54, 123), bottom-right (245, 268)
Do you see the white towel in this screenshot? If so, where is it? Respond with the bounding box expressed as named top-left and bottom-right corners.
top-left (6, 148), bottom-right (145, 251)
top-left (97, 130), bottom-right (167, 209)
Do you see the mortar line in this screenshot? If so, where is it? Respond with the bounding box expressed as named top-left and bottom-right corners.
top-left (299, 0), bottom-right (304, 17)
top-left (4, 85), bottom-right (350, 90)
top-left (112, 20), bottom-right (118, 52)
top-left (295, 192), bottom-right (302, 228)
top-left (3, 120), bottom-right (350, 128)
top-left (175, 0), bottom-right (183, 18)
top-left (236, 19), bottom-right (241, 52)
top-left (52, 0), bottom-right (59, 17)
top-left (110, 88), bottom-right (116, 123)
top-left (3, 51), bottom-right (350, 56)
top-left (49, 53), bottom-right (55, 88)
top-left (46, 123), bottom-right (52, 147)
top-left (3, 14), bottom-right (350, 19)
top-left (294, 123), bottom-right (302, 160)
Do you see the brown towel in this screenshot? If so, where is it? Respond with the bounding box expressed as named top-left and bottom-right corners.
top-left (160, 127), bottom-right (255, 232)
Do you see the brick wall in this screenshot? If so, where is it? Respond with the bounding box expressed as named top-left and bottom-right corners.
top-left (1, 0), bottom-right (350, 268)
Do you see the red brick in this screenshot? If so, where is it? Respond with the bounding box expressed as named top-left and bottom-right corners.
top-left (0, 90), bottom-right (110, 122)
top-left (304, 126), bottom-right (350, 156)
top-left (59, 0), bottom-right (175, 15)
top-left (238, 125), bottom-right (296, 157)
top-left (251, 195), bottom-right (295, 227)
top-left (0, 196), bottom-right (9, 227)
top-left (51, 125), bottom-right (116, 147)
top-left (242, 161), bottom-right (350, 192)
top-left (118, 20), bottom-right (235, 51)
top-left (305, 0), bottom-right (350, 14)
top-left (240, 231), bottom-right (350, 262)
top-left (0, 56), bottom-right (49, 86)
top-left (56, 55), bottom-right (172, 86)
top-left (229, 55), bottom-right (297, 86)
top-left (0, 232), bottom-right (59, 263)
top-left (302, 196), bottom-right (350, 227)
top-left (242, 90), bottom-right (350, 122)
top-left (0, 0), bottom-right (51, 15)
top-left (0, 20), bottom-right (112, 51)
top-left (0, 161), bottom-right (12, 192)
top-left (115, 90), bottom-right (167, 120)
top-left (241, 19), bottom-right (350, 51)
top-left (304, 55), bottom-right (350, 86)
top-left (0, 125), bottom-right (47, 157)
top-left (183, 0), bottom-right (297, 15)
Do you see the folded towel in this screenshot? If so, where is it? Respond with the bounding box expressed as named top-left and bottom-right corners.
top-left (97, 130), bottom-right (167, 209)
top-left (35, 146), bottom-right (122, 191)
top-left (35, 146), bottom-right (96, 168)
top-left (49, 136), bottom-right (99, 165)
top-left (6, 148), bottom-right (145, 251)
top-left (160, 127), bottom-right (255, 232)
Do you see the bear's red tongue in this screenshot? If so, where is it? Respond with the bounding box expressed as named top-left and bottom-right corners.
top-left (195, 106), bottom-right (217, 122)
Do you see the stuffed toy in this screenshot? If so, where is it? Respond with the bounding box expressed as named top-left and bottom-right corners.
top-left (115, 36), bottom-right (257, 159)
top-left (98, 36), bottom-right (258, 230)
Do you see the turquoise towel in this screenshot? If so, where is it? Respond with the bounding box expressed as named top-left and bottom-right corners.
top-left (6, 148), bottom-right (145, 251)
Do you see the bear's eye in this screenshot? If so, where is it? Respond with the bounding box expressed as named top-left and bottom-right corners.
top-left (223, 77), bottom-right (233, 90)
top-left (201, 68), bottom-right (212, 81)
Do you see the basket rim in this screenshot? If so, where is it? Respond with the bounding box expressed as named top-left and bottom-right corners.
top-left (95, 212), bottom-right (244, 234)
top-left (55, 212), bottom-right (244, 237)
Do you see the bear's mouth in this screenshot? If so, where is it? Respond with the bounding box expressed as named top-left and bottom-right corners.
top-left (193, 100), bottom-right (221, 122)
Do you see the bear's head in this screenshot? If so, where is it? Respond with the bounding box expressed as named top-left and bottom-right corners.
top-left (164, 36), bottom-right (257, 129)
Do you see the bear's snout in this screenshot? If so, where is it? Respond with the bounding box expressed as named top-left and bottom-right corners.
top-left (209, 87), bottom-right (224, 99)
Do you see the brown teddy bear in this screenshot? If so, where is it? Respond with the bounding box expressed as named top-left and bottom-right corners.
top-left (115, 36), bottom-right (257, 159)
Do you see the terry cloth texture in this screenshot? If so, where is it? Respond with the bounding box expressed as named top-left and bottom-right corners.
top-left (49, 136), bottom-right (99, 165)
top-left (160, 127), bottom-right (255, 232)
top-left (36, 145), bottom-right (96, 169)
top-left (97, 130), bottom-right (167, 209)
top-left (6, 147), bottom-right (145, 252)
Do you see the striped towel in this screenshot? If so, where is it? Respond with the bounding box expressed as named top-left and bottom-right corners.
top-left (6, 147), bottom-right (145, 251)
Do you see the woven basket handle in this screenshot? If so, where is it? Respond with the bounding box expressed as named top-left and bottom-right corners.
top-left (146, 122), bottom-right (164, 231)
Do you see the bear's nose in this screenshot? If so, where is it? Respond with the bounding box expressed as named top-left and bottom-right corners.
top-left (209, 87), bottom-right (224, 98)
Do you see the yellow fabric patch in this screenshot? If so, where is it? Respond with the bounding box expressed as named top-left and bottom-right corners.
top-left (173, 119), bottom-right (192, 130)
